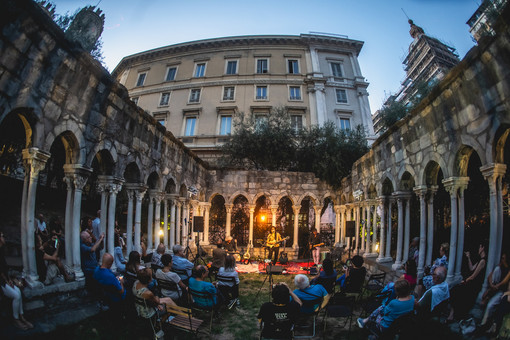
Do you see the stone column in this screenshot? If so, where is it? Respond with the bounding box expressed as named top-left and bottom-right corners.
top-left (443, 178), bottom-right (459, 284)
top-left (63, 176), bottom-right (74, 266)
top-left (377, 197), bottom-right (388, 262)
top-left (134, 187), bottom-right (146, 253)
top-left (355, 203), bottom-right (361, 253)
top-left (372, 202), bottom-right (377, 254)
top-left (97, 175), bottom-right (113, 257)
top-left (125, 188), bottom-right (135, 254)
top-left (203, 203), bottom-right (211, 245)
top-left (248, 205), bottom-right (255, 246)
top-left (107, 179), bottom-right (123, 258)
top-left (392, 194), bottom-right (405, 270)
top-left (426, 187), bottom-right (437, 266)
top-left (182, 200), bottom-right (189, 245)
top-left (385, 198), bottom-right (393, 260)
top-left (225, 203), bottom-right (233, 237)
top-left (314, 206), bottom-right (321, 232)
top-left (363, 203), bottom-right (369, 254)
top-left (168, 195), bottom-right (177, 248)
top-left (455, 180), bottom-right (469, 281)
top-left (146, 191), bottom-right (155, 250)
top-left (271, 205), bottom-right (278, 227)
top-left (163, 196), bottom-right (169, 247)
top-left (334, 205), bottom-right (342, 247)
top-left (21, 148), bottom-right (50, 286)
top-left (153, 192), bottom-right (163, 247)
top-left (175, 200), bottom-right (182, 245)
top-left (414, 186), bottom-right (427, 278)
top-left (403, 197), bottom-right (411, 263)
top-left (481, 163), bottom-right (506, 293)
top-left (292, 205), bottom-right (301, 250)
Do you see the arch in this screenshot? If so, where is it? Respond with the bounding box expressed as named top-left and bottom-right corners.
top-left (252, 192), bottom-right (273, 206)
top-left (229, 191), bottom-right (250, 204)
top-left (91, 149), bottom-right (115, 175)
top-left (44, 121), bottom-right (86, 164)
top-left (452, 145), bottom-right (480, 177)
top-left (381, 177), bottom-right (394, 196)
top-left (50, 131), bottom-right (81, 165)
top-left (121, 151), bottom-right (143, 180)
top-left (297, 192), bottom-right (319, 206)
top-left (419, 153), bottom-right (448, 185)
top-left (123, 162), bottom-right (141, 183)
top-left (275, 192), bottom-right (295, 206)
top-left (367, 183), bottom-right (377, 199)
top-left (147, 172), bottom-right (161, 190)
top-left (0, 108), bottom-right (39, 148)
top-left (208, 192), bottom-right (226, 203)
top-left (340, 194), bottom-right (347, 205)
top-left (0, 110), bottom-right (35, 175)
top-left (179, 184), bottom-right (187, 197)
top-left (493, 125), bottom-right (510, 164)
top-left (321, 192), bottom-right (336, 205)
top-left (459, 134), bottom-right (486, 166)
top-left (164, 177), bottom-right (176, 194)
top-left (396, 164), bottom-right (417, 186)
top-left (87, 139), bottom-right (119, 170)
top-left (399, 171), bottom-right (416, 191)
top-left (422, 161), bottom-right (442, 187)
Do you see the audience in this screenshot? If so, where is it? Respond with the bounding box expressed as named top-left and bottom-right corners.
top-left (448, 242), bottom-right (487, 321)
top-left (93, 253), bottom-right (126, 315)
top-left (357, 279), bottom-right (415, 333)
top-left (155, 253), bottom-right (187, 304)
top-left (114, 235), bottom-right (127, 274)
top-left (80, 230), bottom-right (105, 288)
top-left (416, 266), bottom-right (449, 318)
top-left (420, 243), bottom-right (449, 293)
top-left (257, 282), bottom-right (302, 340)
top-left (310, 258), bottom-right (337, 294)
top-left (0, 231), bottom-right (34, 330)
top-left (402, 259), bottom-right (417, 290)
top-left (408, 237), bottom-right (420, 264)
top-left (133, 267), bottom-right (176, 319)
top-left (491, 281), bottom-right (510, 335)
top-left (189, 265), bottom-right (221, 308)
top-left (217, 254), bottom-right (240, 307)
top-left (151, 243), bottom-right (166, 270)
top-left (38, 234), bottom-right (73, 284)
top-left (336, 255), bottom-right (367, 293)
top-left (172, 244), bottom-right (194, 282)
top-left (293, 274), bottom-right (329, 313)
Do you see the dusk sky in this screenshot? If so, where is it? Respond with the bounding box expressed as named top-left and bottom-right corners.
top-left (52, 0), bottom-right (481, 114)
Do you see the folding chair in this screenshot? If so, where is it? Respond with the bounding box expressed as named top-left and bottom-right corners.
top-left (165, 303), bottom-right (203, 338)
top-left (187, 287), bottom-right (217, 332)
top-left (364, 272), bottom-right (386, 295)
top-left (293, 295), bottom-right (324, 339)
top-left (216, 274), bottom-right (238, 308)
top-left (157, 277), bottom-right (186, 304)
top-left (359, 290), bottom-right (392, 318)
top-left (315, 276), bottom-right (337, 294)
top-left (171, 268), bottom-right (190, 284)
top-left (133, 295), bottom-right (164, 339)
top-left (259, 320), bottom-right (295, 340)
top-left (366, 311), bottom-right (416, 340)
top-left (323, 295), bottom-right (355, 336)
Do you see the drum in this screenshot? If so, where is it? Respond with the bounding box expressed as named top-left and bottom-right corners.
top-left (320, 250), bottom-right (330, 262)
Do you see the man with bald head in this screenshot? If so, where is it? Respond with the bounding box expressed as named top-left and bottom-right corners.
top-left (80, 230), bottom-right (104, 287)
top-left (416, 265), bottom-right (449, 318)
top-left (93, 253), bottom-right (126, 305)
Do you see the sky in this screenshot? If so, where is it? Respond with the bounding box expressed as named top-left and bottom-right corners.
top-left (51, 0), bottom-right (481, 114)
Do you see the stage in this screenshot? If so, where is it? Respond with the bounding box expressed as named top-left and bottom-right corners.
top-left (233, 260), bottom-right (317, 275)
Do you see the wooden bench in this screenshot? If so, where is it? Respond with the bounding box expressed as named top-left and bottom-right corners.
top-left (165, 304), bottom-right (203, 336)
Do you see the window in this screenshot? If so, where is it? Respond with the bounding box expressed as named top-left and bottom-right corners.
top-left (223, 86), bottom-right (235, 101)
top-left (339, 118), bottom-right (351, 130)
top-left (288, 60), bottom-right (299, 74)
top-left (225, 60), bottom-right (238, 75)
top-left (256, 86), bottom-right (267, 100)
top-left (256, 59), bottom-right (268, 74)
top-left (185, 117), bottom-right (196, 136)
top-left (159, 92), bottom-right (170, 106)
top-left (136, 73), bottom-right (146, 87)
top-left (154, 113), bottom-right (166, 126)
top-left (166, 67), bottom-right (177, 81)
top-left (194, 63), bottom-right (206, 77)
top-left (189, 89), bottom-right (201, 103)
top-left (289, 86), bottom-right (301, 100)
top-left (291, 115), bottom-right (303, 133)
top-left (336, 89), bottom-right (348, 103)
top-left (220, 116), bottom-right (232, 135)
top-left (131, 97), bottom-right (139, 105)
top-left (255, 115), bottom-right (268, 129)
top-left (331, 62), bottom-right (343, 78)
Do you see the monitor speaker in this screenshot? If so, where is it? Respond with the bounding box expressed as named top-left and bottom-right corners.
top-left (193, 216), bottom-right (204, 232)
top-left (345, 221), bottom-right (356, 237)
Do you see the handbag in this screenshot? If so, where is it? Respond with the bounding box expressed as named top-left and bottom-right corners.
top-left (459, 317), bottom-right (476, 336)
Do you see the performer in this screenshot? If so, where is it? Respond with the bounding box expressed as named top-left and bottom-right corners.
top-left (266, 226), bottom-right (283, 265)
top-left (223, 236), bottom-right (237, 253)
top-left (309, 229), bottom-right (324, 266)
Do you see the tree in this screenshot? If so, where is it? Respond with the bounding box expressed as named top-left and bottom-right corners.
top-left (380, 99), bottom-right (408, 129)
top-left (220, 108), bottom-right (369, 189)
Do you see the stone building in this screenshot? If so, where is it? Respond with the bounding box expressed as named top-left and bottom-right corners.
top-left (112, 33), bottom-right (375, 164)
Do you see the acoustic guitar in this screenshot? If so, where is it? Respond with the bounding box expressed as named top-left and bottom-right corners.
top-left (310, 242), bottom-right (325, 250)
top-left (266, 236), bottom-right (290, 249)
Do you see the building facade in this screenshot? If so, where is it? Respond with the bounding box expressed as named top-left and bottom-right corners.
top-left (112, 34), bottom-right (375, 164)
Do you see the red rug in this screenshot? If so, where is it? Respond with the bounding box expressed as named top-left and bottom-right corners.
top-left (233, 261), bottom-right (314, 274)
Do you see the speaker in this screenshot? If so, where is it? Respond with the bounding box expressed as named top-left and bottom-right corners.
top-left (266, 265), bottom-right (283, 274)
top-left (345, 221), bottom-right (356, 237)
top-left (193, 216), bottom-right (204, 232)
top-left (309, 267), bottom-right (318, 275)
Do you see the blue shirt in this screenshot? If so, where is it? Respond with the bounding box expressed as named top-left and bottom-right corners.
top-left (172, 255), bottom-right (193, 280)
top-left (380, 296), bottom-right (415, 329)
top-left (189, 278), bottom-right (217, 308)
top-left (80, 242), bottom-right (97, 275)
top-left (114, 246), bottom-right (126, 273)
top-left (93, 267), bottom-right (126, 302)
top-left (293, 284), bottom-right (328, 313)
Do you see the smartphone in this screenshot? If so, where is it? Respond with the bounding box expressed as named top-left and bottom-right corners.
top-left (54, 239), bottom-right (58, 248)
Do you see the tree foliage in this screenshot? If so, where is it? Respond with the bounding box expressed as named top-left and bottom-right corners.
top-left (220, 107), bottom-right (369, 189)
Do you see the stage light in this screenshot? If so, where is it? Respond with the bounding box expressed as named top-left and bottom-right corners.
top-left (159, 229), bottom-right (164, 236)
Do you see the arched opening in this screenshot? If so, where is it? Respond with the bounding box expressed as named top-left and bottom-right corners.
top-left (319, 197), bottom-right (335, 248)
top-left (209, 195), bottom-right (226, 245)
top-left (297, 197), bottom-right (312, 258)
top-left (231, 195), bottom-right (249, 246)
top-left (254, 195), bottom-right (271, 245)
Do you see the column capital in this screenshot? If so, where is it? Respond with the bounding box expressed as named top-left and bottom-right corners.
top-left (64, 164), bottom-right (92, 191)
top-left (189, 199), bottom-right (200, 209)
top-left (480, 163), bottom-right (507, 179)
top-left (166, 193), bottom-right (179, 201)
top-left (442, 177), bottom-right (470, 195)
top-left (225, 203), bottom-right (233, 212)
top-left (199, 202), bottom-right (211, 209)
top-left (249, 205), bottom-right (256, 214)
top-left (377, 196), bottom-right (388, 204)
top-left (292, 205), bottom-right (301, 213)
top-left (22, 147), bottom-right (51, 178)
top-left (392, 191), bottom-right (412, 201)
top-left (413, 185), bottom-right (428, 197)
top-left (334, 205), bottom-right (344, 213)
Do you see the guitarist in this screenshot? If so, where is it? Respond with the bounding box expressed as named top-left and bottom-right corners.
top-left (266, 226), bottom-right (283, 265)
top-left (309, 229), bottom-right (324, 266)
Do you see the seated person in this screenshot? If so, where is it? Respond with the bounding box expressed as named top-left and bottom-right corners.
top-left (189, 265), bottom-right (221, 308)
top-left (155, 253), bottom-right (187, 304)
top-left (419, 243), bottom-right (449, 294)
top-left (491, 281), bottom-right (510, 336)
top-left (39, 234), bottom-right (73, 284)
top-left (310, 258), bottom-right (337, 294)
top-left (357, 279), bottom-right (415, 333)
top-left (292, 274), bottom-right (329, 313)
top-left (217, 255), bottom-right (240, 306)
top-left (172, 244), bottom-right (194, 282)
top-left (223, 236), bottom-right (237, 253)
top-left (133, 267), bottom-right (176, 319)
top-left (113, 235), bottom-right (127, 274)
top-left (336, 255), bottom-right (366, 293)
top-left (258, 283), bottom-right (302, 340)
top-left (93, 253), bottom-right (126, 313)
top-left (151, 243), bottom-right (166, 270)
top-left (416, 266), bottom-right (449, 318)
top-left (211, 242), bottom-right (226, 274)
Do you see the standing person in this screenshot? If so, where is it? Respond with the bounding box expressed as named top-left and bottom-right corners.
top-left (114, 235), bottom-right (127, 274)
top-left (309, 229), bottom-right (324, 266)
top-left (0, 232), bottom-right (34, 330)
top-left (266, 226), bottom-right (282, 265)
top-left (80, 230), bottom-right (105, 288)
top-left (92, 210), bottom-right (102, 260)
top-left (211, 242), bottom-right (226, 275)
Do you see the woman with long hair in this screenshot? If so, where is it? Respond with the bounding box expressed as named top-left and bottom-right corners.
top-left (217, 254), bottom-right (240, 307)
